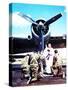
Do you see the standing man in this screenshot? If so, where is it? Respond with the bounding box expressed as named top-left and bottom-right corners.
top-left (44, 43), bottom-right (54, 74)
top-left (51, 50), bottom-right (64, 78)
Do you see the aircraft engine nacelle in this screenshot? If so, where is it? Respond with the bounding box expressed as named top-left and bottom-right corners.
top-left (31, 20), bottom-right (50, 46)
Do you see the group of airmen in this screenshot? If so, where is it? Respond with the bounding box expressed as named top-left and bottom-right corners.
top-left (20, 43), bottom-right (65, 84)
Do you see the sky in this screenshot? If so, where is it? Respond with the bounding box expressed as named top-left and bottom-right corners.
top-left (9, 3), bottom-right (66, 38)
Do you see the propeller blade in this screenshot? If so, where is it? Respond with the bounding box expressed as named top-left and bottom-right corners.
top-left (46, 13), bottom-right (62, 25)
top-left (18, 13), bottom-right (38, 25)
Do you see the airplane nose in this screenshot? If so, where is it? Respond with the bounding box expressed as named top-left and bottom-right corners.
top-left (38, 25), bottom-right (44, 31)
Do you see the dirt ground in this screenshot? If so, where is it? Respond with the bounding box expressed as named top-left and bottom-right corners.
top-left (10, 66), bottom-right (66, 87)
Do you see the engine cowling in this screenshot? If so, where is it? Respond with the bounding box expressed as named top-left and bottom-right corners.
top-left (31, 19), bottom-right (50, 45)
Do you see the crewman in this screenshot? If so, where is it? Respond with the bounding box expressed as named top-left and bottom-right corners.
top-left (51, 50), bottom-right (64, 78)
top-left (44, 43), bottom-right (54, 74)
top-left (21, 55), bottom-right (30, 79)
top-left (37, 51), bottom-right (46, 77)
top-left (29, 52), bottom-right (39, 81)
top-left (26, 51), bottom-right (46, 84)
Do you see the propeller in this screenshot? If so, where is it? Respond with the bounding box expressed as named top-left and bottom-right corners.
top-left (18, 12), bottom-right (63, 36)
top-left (45, 13), bottom-right (62, 25)
top-left (18, 12), bottom-right (63, 51)
top-left (33, 20), bottom-right (49, 36)
top-left (18, 13), bottom-right (38, 25)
